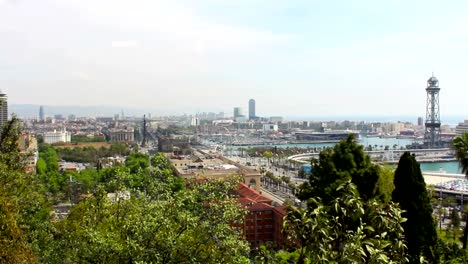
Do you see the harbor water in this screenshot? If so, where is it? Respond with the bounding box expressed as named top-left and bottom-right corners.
top-left (226, 136), bottom-right (462, 173)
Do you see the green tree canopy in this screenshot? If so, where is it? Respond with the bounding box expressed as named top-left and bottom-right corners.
top-left (125, 151), bottom-right (150, 173)
top-left (392, 152), bottom-right (437, 263)
top-left (298, 135), bottom-right (381, 204)
top-left (50, 176), bottom-right (250, 263)
top-left (453, 133), bottom-right (468, 176)
top-left (283, 182), bottom-right (408, 264)
top-left (453, 133), bottom-right (468, 249)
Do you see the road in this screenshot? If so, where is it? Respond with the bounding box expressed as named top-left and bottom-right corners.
top-left (225, 155), bottom-right (305, 204)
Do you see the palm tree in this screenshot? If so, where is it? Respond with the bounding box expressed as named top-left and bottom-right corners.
top-left (453, 133), bottom-right (468, 248)
top-left (454, 133), bottom-right (468, 175)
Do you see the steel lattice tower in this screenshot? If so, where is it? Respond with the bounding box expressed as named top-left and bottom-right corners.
top-left (423, 74), bottom-right (441, 147)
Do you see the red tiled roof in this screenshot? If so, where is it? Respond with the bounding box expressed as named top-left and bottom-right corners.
top-left (249, 202), bottom-right (274, 211)
top-left (237, 183), bottom-right (272, 204)
top-left (273, 206), bottom-right (288, 216)
top-left (239, 197), bottom-right (256, 206)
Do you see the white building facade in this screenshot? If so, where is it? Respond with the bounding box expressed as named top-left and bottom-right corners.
top-left (455, 120), bottom-right (468, 136)
top-left (43, 129), bottom-right (71, 144)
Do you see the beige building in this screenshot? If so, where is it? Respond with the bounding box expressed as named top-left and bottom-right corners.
top-left (169, 150), bottom-right (261, 191)
top-left (455, 120), bottom-right (468, 136)
top-left (109, 128), bottom-right (134, 143)
top-left (18, 132), bottom-right (38, 173)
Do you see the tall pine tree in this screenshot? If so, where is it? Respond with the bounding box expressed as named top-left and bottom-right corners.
top-left (392, 152), bottom-right (437, 263)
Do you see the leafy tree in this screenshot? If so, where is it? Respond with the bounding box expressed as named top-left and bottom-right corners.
top-left (298, 135), bottom-right (381, 204)
top-left (0, 117), bottom-right (26, 171)
top-left (0, 195), bottom-right (36, 263)
top-left (454, 133), bottom-right (468, 176)
top-left (73, 168), bottom-right (101, 193)
top-left (283, 181), bottom-right (408, 264)
top-left (297, 168), bottom-right (306, 178)
top-left (392, 152), bottom-right (437, 263)
top-left (0, 119), bottom-right (55, 262)
top-left (125, 151), bottom-right (150, 173)
top-left (264, 151), bottom-right (273, 166)
top-left (36, 157), bottom-right (47, 175)
top-left (453, 133), bottom-right (468, 249)
top-left (436, 239), bottom-right (468, 263)
top-left (450, 208), bottom-right (461, 231)
top-left (39, 146), bottom-right (59, 173)
top-left (49, 176), bottom-right (250, 263)
top-left (375, 165), bottom-right (395, 203)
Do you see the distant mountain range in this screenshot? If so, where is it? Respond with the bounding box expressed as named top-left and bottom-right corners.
top-left (10, 104), bottom-right (466, 126)
top-left (10, 104), bottom-right (163, 118)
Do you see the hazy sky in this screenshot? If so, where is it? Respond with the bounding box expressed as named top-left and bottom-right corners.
top-left (1, 0), bottom-right (468, 117)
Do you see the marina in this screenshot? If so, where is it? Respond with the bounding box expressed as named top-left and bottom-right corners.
top-left (209, 136), bottom-right (460, 174)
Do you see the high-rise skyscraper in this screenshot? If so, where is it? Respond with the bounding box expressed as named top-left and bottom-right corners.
top-left (39, 106), bottom-right (45, 122)
top-left (248, 99), bottom-right (256, 120)
top-left (0, 90), bottom-right (8, 128)
top-left (417, 116), bottom-right (423, 126)
top-left (233, 107), bottom-right (242, 118)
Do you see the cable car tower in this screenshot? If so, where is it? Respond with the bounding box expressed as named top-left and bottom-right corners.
top-left (423, 74), bottom-right (441, 147)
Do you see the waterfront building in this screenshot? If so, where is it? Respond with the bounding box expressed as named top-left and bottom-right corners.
top-left (44, 129), bottom-right (72, 144)
top-left (295, 130), bottom-right (359, 141)
top-left (263, 123), bottom-right (278, 132)
top-left (0, 90), bottom-right (7, 128)
top-left (248, 99), bottom-right (256, 120)
top-left (423, 74), bottom-right (442, 147)
top-left (455, 120), bottom-right (468, 136)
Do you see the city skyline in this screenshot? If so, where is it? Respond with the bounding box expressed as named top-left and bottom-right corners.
top-left (2, 1), bottom-right (468, 117)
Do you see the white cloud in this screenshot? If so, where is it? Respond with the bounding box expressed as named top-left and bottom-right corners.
top-left (71, 72), bottom-right (90, 81)
top-left (111, 41), bottom-right (138, 48)
top-left (62, 0), bottom-right (288, 52)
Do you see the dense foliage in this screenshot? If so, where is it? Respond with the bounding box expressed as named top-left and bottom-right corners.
top-left (298, 135), bottom-right (382, 204)
top-left (282, 182), bottom-right (407, 263)
top-left (71, 135), bottom-right (106, 143)
top-left (4, 120), bottom-right (468, 263)
top-left (40, 143), bottom-right (130, 163)
top-left (393, 152), bottom-right (438, 263)
top-left (1, 120), bottom-right (250, 263)
top-left (266, 135), bottom-right (409, 263)
top-left (453, 133), bottom-right (468, 250)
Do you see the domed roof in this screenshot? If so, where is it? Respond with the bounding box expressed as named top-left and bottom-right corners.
top-left (427, 76), bottom-right (438, 82)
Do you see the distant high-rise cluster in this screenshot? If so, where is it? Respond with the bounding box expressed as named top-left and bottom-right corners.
top-left (248, 99), bottom-right (256, 120)
top-left (0, 90), bottom-right (8, 128)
